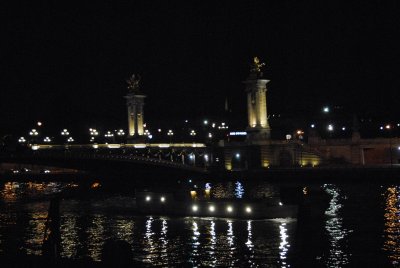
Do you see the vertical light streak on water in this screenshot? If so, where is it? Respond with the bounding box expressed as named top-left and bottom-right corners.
top-left (245, 220), bottom-right (255, 266)
top-left (190, 220), bottom-right (200, 267)
top-left (159, 218), bottom-right (168, 259)
top-left (87, 214), bottom-right (106, 261)
top-left (279, 222), bottom-right (290, 268)
top-left (60, 214), bottom-right (80, 258)
top-left (323, 184), bottom-right (350, 267)
top-left (382, 186), bottom-right (400, 265)
top-left (24, 211), bottom-right (47, 255)
top-left (208, 220), bottom-right (217, 266)
top-left (227, 220), bottom-right (234, 248)
top-left (143, 216), bottom-right (155, 263)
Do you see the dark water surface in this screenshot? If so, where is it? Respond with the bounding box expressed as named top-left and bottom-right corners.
top-left (0, 178), bottom-right (399, 267)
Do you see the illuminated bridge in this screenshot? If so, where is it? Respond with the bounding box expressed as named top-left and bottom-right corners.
top-left (1, 143), bottom-right (214, 179)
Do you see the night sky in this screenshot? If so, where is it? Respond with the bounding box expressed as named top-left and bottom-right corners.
top-left (2, 1), bottom-right (400, 136)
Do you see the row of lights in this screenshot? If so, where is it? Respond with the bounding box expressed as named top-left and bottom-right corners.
top-left (145, 196), bottom-right (252, 213)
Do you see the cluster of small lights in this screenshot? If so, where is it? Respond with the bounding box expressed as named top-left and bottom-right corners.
top-left (167, 130), bottom-right (174, 136)
top-left (327, 124), bottom-right (334, 132)
top-left (29, 129), bottom-right (39, 136)
top-left (218, 122), bottom-right (228, 129)
top-left (104, 131), bottom-right (114, 138)
top-left (18, 137), bottom-right (26, 143)
top-left (61, 129), bottom-right (69, 136)
top-left (43, 137), bottom-right (51, 143)
top-left (190, 130), bottom-right (196, 136)
top-left (67, 137), bottom-right (74, 143)
top-left (117, 129), bottom-right (125, 136)
top-left (89, 128), bottom-right (99, 136)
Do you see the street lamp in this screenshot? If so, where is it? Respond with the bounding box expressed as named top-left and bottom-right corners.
top-left (167, 129), bottom-right (174, 143)
top-left (43, 137), bottom-right (51, 143)
top-left (29, 129), bottom-right (39, 136)
top-left (61, 129), bottom-right (69, 136)
top-left (18, 137), bottom-right (26, 143)
top-left (67, 137), bottom-right (74, 143)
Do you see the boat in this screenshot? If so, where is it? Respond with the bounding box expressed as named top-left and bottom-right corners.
top-left (134, 190), bottom-right (298, 219)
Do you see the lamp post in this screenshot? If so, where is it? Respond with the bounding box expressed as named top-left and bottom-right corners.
top-left (385, 124), bottom-right (393, 167)
top-left (167, 130), bottom-right (174, 144)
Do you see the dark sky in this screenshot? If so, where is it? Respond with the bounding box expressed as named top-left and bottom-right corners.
top-left (2, 1), bottom-right (400, 135)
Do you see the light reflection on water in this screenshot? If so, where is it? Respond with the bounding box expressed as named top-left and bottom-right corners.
top-left (323, 184), bottom-right (351, 267)
top-left (4, 180), bottom-right (398, 266)
top-left (383, 186), bottom-right (400, 265)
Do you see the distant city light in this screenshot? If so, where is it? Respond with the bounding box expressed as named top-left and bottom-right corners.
top-left (192, 205), bottom-right (198, 212)
top-left (146, 196), bottom-right (151, 201)
top-left (190, 130), bottom-right (196, 136)
top-left (67, 137), bottom-right (74, 143)
top-left (160, 196), bottom-right (165, 202)
top-left (327, 124), bottom-right (334, 131)
top-left (117, 129), bottom-right (125, 136)
top-left (208, 133), bottom-right (213, 138)
top-left (286, 134), bottom-right (292, 140)
top-left (43, 137), bottom-right (51, 143)
top-left (342, 127), bottom-right (346, 131)
top-left (386, 124), bottom-right (391, 130)
top-left (203, 120), bottom-right (208, 125)
top-left (310, 124), bottom-right (315, 128)
top-left (209, 205), bottom-right (215, 212)
top-left (37, 122), bottom-right (42, 126)
top-left (226, 206), bottom-right (233, 212)
top-left (245, 206), bottom-right (252, 213)
top-left (18, 137), bottom-right (26, 143)
top-left (235, 153), bottom-right (240, 159)
top-left (323, 107), bottom-right (330, 113)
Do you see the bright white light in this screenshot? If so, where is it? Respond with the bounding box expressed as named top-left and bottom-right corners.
top-left (18, 137), bottom-right (26, 143)
top-left (160, 196), bottom-right (165, 202)
top-left (158, 129), bottom-right (162, 132)
top-left (245, 206), bottom-right (252, 213)
top-left (323, 107), bottom-right (329, 113)
top-left (386, 124), bottom-right (391, 130)
top-left (209, 205), bottom-right (215, 212)
top-left (146, 196), bottom-right (151, 202)
top-left (286, 134), bottom-right (292, 140)
top-left (203, 120), bottom-right (208, 125)
top-left (311, 124), bottom-right (315, 128)
top-left (279, 202), bottom-right (283, 206)
top-left (235, 153), bottom-right (240, 159)
top-left (227, 206), bottom-right (233, 213)
top-left (192, 205), bottom-right (198, 212)
top-left (342, 127), bottom-right (346, 131)
top-left (327, 124), bottom-right (334, 131)
top-left (37, 122), bottom-right (42, 126)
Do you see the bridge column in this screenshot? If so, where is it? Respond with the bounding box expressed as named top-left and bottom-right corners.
top-left (125, 74), bottom-right (146, 141)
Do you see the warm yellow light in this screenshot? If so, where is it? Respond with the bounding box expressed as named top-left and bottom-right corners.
top-left (246, 206), bottom-right (252, 213)
top-left (192, 205), bottom-right (198, 212)
top-left (227, 206), bottom-right (233, 213)
top-left (91, 182), bottom-right (101, 189)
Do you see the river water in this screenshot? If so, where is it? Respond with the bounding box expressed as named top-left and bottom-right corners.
top-left (0, 178), bottom-right (399, 267)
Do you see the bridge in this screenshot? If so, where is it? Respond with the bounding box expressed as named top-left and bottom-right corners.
top-left (0, 143), bottom-right (213, 179)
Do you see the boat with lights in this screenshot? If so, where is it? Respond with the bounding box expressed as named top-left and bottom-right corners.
top-left (134, 190), bottom-right (299, 219)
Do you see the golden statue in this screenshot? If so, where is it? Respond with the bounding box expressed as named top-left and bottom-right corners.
top-left (250, 56), bottom-right (265, 74)
top-left (126, 74), bottom-right (141, 93)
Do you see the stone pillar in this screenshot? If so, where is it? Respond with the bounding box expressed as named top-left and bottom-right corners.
top-left (125, 93), bottom-right (146, 137)
top-left (244, 78), bottom-right (271, 141)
